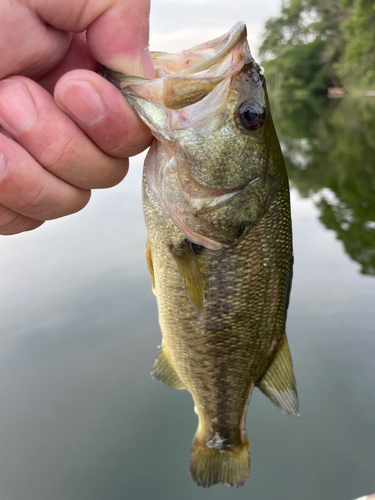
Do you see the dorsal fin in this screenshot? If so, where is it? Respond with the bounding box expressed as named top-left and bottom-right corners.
top-left (170, 240), bottom-right (204, 317)
top-left (152, 348), bottom-right (185, 390)
top-left (257, 335), bottom-right (300, 417)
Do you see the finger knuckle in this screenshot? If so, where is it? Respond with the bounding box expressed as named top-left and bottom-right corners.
top-left (37, 134), bottom-right (79, 174)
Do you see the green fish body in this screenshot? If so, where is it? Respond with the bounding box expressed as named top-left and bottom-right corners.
top-left (103, 22), bottom-right (299, 488)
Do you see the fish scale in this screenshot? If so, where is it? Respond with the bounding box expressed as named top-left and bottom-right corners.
top-left (103, 21), bottom-right (299, 488)
top-left (143, 171), bottom-right (294, 473)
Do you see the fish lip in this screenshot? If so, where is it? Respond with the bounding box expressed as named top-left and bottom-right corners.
top-left (167, 21), bottom-right (249, 78)
top-left (100, 21), bottom-right (251, 87)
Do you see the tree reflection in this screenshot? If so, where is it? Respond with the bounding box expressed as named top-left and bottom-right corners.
top-left (272, 95), bottom-right (375, 275)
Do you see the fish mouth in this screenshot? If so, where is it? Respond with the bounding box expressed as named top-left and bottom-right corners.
top-left (152, 22), bottom-right (253, 109)
top-left (101, 22), bottom-right (254, 110)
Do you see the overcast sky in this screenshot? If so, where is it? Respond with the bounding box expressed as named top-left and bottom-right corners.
top-left (150, 0), bottom-right (282, 61)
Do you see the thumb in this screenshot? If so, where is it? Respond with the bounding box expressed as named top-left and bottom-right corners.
top-left (86, 0), bottom-right (155, 78)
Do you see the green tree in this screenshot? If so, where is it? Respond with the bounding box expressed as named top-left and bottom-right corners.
top-left (336, 0), bottom-right (375, 87)
top-left (260, 0), bottom-right (347, 94)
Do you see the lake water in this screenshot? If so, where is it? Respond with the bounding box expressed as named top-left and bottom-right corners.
top-left (0, 94), bottom-right (374, 500)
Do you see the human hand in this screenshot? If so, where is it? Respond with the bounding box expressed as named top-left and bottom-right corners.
top-left (0, 0), bottom-right (154, 235)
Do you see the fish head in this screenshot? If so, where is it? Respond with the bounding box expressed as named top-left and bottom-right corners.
top-left (103, 22), bottom-right (288, 249)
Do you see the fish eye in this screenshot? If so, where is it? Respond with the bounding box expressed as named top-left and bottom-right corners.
top-left (238, 99), bottom-right (265, 130)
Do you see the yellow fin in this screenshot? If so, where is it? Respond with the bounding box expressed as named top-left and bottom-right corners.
top-left (146, 239), bottom-right (155, 294)
top-left (171, 240), bottom-right (204, 317)
top-left (151, 348), bottom-right (185, 390)
top-left (257, 335), bottom-right (300, 417)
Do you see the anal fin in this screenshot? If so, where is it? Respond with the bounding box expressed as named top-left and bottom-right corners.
top-left (152, 348), bottom-right (185, 390)
top-left (171, 239), bottom-right (204, 317)
top-left (257, 335), bottom-right (300, 417)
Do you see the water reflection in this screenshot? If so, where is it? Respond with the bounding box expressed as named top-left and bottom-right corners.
top-left (272, 96), bottom-right (375, 275)
top-left (0, 100), bottom-right (375, 500)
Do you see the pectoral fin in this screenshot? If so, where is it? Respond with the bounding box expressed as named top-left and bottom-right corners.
top-left (152, 348), bottom-right (185, 390)
top-left (146, 239), bottom-right (156, 294)
top-left (257, 335), bottom-right (300, 417)
top-left (170, 240), bottom-right (204, 317)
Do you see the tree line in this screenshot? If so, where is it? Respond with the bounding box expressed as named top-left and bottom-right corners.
top-left (259, 0), bottom-right (375, 94)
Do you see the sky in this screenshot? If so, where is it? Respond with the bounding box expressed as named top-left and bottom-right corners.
top-left (150, 0), bottom-right (283, 61)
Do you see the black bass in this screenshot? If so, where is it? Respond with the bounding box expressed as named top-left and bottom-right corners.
top-left (103, 21), bottom-right (299, 488)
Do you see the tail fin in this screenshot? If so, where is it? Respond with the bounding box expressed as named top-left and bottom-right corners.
top-left (189, 433), bottom-right (250, 487)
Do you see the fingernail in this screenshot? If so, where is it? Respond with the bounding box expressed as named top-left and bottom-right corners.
top-left (59, 81), bottom-right (106, 126)
top-left (141, 48), bottom-right (156, 79)
top-left (0, 151), bottom-right (7, 181)
top-left (0, 80), bottom-right (37, 133)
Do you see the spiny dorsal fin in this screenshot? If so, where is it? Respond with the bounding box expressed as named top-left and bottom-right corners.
top-left (170, 240), bottom-right (204, 317)
top-left (152, 348), bottom-right (185, 390)
top-left (257, 335), bottom-right (300, 417)
top-left (146, 239), bottom-right (156, 294)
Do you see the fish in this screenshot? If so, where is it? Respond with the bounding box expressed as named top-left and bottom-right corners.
top-left (102, 21), bottom-right (299, 488)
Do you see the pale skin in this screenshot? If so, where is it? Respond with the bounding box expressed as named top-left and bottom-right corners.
top-left (0, 0), bottom-right (154, 235)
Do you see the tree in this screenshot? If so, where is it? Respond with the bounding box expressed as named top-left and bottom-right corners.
top-left (336, 0), bottom-right (375, 87)
top-left (259, 0), bottom-right (375, 93)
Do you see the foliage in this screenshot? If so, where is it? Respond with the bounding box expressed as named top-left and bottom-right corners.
top-left (271, 96), bottom-right (375, 275)
top-left (259, 0), bottom-right (375, 94)
top-left (336, 0), bottom-right (375, 86)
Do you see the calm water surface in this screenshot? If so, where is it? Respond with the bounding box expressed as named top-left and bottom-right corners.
top-left (0, 96), bottom-right (374, 500)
